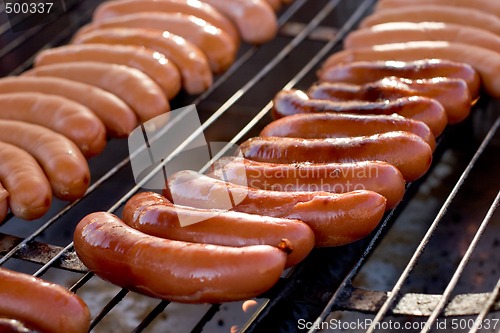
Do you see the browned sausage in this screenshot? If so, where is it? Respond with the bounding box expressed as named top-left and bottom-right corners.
top-left (74, 13), bottom-right (236, 73)
top-left (24, 62), bottom-right (169, 123)
top-left (308, 78), bottom-right (471, 124)
top-left (93, 0), bottom-right (239, 43)
top-left (73, 211), bottom-right (287, 303)
top-left (162, 170), bottom-right (386, 246)
top-left (210, 157), bottom-right (405, 210)
top-left (318, 59), bottom-right (480, 99)
top-left (272, 89), bottom-right (447, 137)
top-left (202, 0), bottom-right (278, 44)
top-left (0, 268), bottom-right (90, 333)
top-left (0, 92), bottom-right (106, 158)
top-left (0, 120), bottom-right (90, 201)
top-left (0, 142), bottom-right (52, 220)
top-left (0, 76), bottom-right (137, 137)
top-left (240, 132), bottom-right (433, 182)
top-left (122, 191), bottom-right (314, 266)
top-left (260, 112), bottom-right (436, 151)
top-left (321, 42), bottom-right (500, 98)
top-left (0, 182), bottom-right (8, 224)
top-left (34, 44), bottom-right (181, 100)
top-left (72, 28), bottom-right (212, 95)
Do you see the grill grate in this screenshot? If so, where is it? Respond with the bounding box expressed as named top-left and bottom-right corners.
top-left (0, 0), bottom-right (499, 332)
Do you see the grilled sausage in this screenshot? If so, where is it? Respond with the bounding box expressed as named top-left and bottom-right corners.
top-left (261, 112), bottom-right (436, 151)
top-left (0, 121), bottom-right (90, 201)
top-left (74, 13), bottom-right (236, 73)
top-left (0, 268), bottom-right (90, 333)
top-left (0, 182), bottom-right (8, 224)
top-left (0, 142), bottom-right (52, 220)
top-left (240, 133), bottom-right (433, 182)
top-left (93, 0), bottom-right (239, 43)
top-left (73, 211), bottom-right (287, 303)
top-left (162, 170), bottom-right (386, 246)
top-left (210, 157), bottom-right (405, 210)
top-left (321, 41), bottom-right (500, 98)
top-left (375, 0), bottom-right (500, 18)
top-left (0, 92), bottom-right (106, 158)
top-left (24, 62), bottom-right (169, 123)
top-left (318, 59), bottom-right (480, 99)
top-left (360, 5), bottom-right (500, 35)
top-left (34, 44), bottom-right (181, 100)
top-left (272, 89), bottom-right (447, 137)
top-left (345, 22), bottom-right (500, 55)
top-left (202, 0), bottom-right (278, 44)
top-left (308, 78), bottom-right (471, 124)
top-left (122, 191), bottom-right (314, 266)
top-left (0, 318), bottom-right (33, 333)
top-left (264, 0), bottom-right (282, 11)
top-left (72, 28), bottom-right (212, 95)
top-left (0, 76), bottom-right (137, 137)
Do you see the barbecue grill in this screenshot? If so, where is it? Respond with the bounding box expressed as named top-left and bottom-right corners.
top-left (0, 0), bottom-right (499, 332)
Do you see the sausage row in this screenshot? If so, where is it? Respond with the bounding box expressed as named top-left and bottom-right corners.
top-left (0, 0), bottom-right (293, 224)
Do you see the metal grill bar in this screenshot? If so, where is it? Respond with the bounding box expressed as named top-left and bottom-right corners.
top-left (421, 189), bottom-right (500, 332)
top-left (470, 278), bottom-right (500, 333)
top-left (365, 118), bottom-right (500, 333)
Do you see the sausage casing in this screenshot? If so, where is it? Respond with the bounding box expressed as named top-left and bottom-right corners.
top-left (34, 44), bottom-right (181, 100)
top-left (0, 268), bottom-right (90, 333)
top-left (272, 89), bottom-right (447, 137)
top-left (0, 120), bottom-right (90, 201)
top-left (72, 28), bottom-right (212, 95)
top-left (308, 78), bottom-right (471, 124)
top-left (74, 212), bottom-right (287, 303)
top-left (24, 61), bottom-right (169, 123)
top-left (0, 182), bottom-right (8, 224)
top-left (240, 132), bottom-right (433, 182)
top-left (318, 59), bottom-right (480, 99)
top-left (0, 92), bottom-right (106, 158)
top-left (0, 142), bottom-right (52, 220)
top-left (122, 191), bottom-right (314, 267)
top-left (210, 157), bottom-right (406, 210)
top-left (0, 76), bottom-right (137, 137)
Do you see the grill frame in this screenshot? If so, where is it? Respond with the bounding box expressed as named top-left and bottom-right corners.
top-left (0, 0), bottom-right (499, 332)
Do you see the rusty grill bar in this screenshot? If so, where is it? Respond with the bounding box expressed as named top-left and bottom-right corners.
top-left (0, 0), bottom-right (499, 332)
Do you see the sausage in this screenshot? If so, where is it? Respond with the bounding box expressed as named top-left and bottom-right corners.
top-left (345, 22), bottom-right (500, 55)
top-left (318, 59), bottom-right (480, 99)
top-left (163, 171), bottom-right (386, 247)
top-left (260, 112), bottom-right (436, 151)
top-left (321, 41), bottom-right (500, 98)
top-left (202, 0), bottom-right (278, 44)
top-left (240, 132), bottom-right (433, 182)
top-left (93, 0), bottom-right (239, 43)
top-left (359, 5), bottom-right (500, 36)
top-left (0, 120), bottom-right (90, 201)
top-left (210, 157), bottom-right (405, 210)
top-left (24, 62), bottom-right (169, 123)
top-left (74, 13), bottom-right (236, 73)
top-left (0, 318), bottom-right (33, 333)
top-left (122, 191), bottom-right (314, 266)
top-left (0, 92), bottom-right (106, 158)
top-left (0, 142), bottom-right (52, 220)
top-left (34, 44), bottom-right (181, 100)
top-left (73, 211), bottom-right (287, 303)
top-left (72, 28), bottom-right (212, 95)
top-left (263, 0), bottom-right (282, 11)
top-left (0, 76), bottom-right (137, 137)
top-left (0, 268), bottom-right (90, 333)
top-left (375, 0), bottom-right (500, 18)
top-left (0, 182), bottom-right (8, 224)
top-left (272, 89), bottom-right (447, 137)
top-left (308, 78), bottom-right (471, 124)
